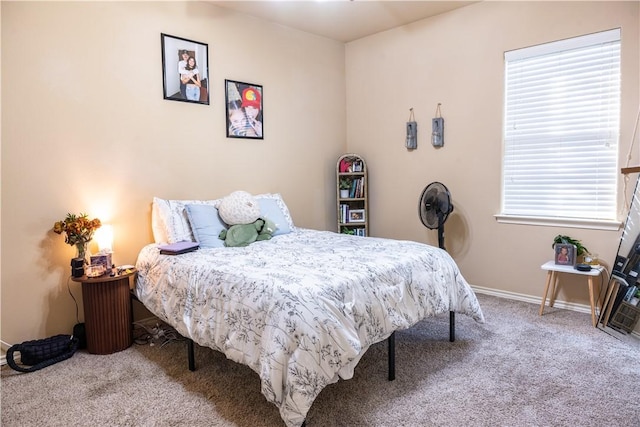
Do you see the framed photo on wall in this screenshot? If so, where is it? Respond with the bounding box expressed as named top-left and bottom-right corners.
top-left (161, 33), bottom-right (209, 105)
top-left (554, 243), bottom-right (576, 266)
top-left (225, 79), bottom-right (263, 139)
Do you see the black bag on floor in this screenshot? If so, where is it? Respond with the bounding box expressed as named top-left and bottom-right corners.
top-left (7, 334), bottom-right (79, 373)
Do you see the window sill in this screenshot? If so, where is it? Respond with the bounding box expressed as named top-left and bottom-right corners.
top-left (494, 214), bottom-right (622, 231)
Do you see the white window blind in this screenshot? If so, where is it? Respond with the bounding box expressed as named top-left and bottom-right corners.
top-left (502, 29), bottom-right (621, 222)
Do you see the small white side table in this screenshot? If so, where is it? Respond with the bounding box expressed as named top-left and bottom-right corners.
top-left (539, 261), bottom-right (605, 327)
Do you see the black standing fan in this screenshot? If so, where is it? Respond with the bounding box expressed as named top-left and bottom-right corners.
top-left (418, 182), bottom-right (454, 250)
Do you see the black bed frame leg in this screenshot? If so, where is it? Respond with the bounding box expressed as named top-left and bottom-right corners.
top-left (449, 311), bottom-right (455, 342)
top-left (188, 338), bottom-right (195, 371)
top-left (388, 331), bottom-right (395, 381)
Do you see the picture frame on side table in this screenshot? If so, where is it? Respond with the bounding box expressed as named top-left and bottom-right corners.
top-left (225, 79), bottom-right (263, 139)
top-left (348, 209), bottom-right (366, 223)
top-left (554, 243), bottom-right (576, 266)
top-left (161, 33), bottom-right (209, 105)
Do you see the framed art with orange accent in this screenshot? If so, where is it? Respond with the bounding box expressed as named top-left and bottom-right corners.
top-left (348, 209), bottom-right (366, 224)
top-left (225, 80), bottom-right (263, 139)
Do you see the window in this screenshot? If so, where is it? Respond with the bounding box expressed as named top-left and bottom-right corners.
top-left (501, 29), bottom-right (621, 227)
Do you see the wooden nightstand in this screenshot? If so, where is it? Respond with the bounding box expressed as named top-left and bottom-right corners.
top-left (72, 269), bottom-right (136, 354)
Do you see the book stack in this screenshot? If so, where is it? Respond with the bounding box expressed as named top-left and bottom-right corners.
top-left (353, 228), bottom-right (366, 236)
top-left (348, 178), bottom-right (365, 198)
top-left (339, 204), bottom-right (349, 224)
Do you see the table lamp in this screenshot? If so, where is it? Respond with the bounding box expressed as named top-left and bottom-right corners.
top-left (91, 224), bottom-right (113, 275)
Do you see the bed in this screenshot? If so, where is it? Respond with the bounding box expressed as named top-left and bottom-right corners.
top-left (135, 194), bottom-right (485, 427)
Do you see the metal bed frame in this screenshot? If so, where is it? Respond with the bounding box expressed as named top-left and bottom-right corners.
top-left (184, 311), bottom-right (456, 426)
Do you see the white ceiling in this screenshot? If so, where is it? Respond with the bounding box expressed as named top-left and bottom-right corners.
top-left (207, 1), bottom-right (478, 43)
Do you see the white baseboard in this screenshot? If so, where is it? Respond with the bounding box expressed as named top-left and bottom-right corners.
top-left (1, 340), bottom-right (13, 366)
top-left (0, 317), bottom-right (160, 367)
top-left (470, 285), bottom-right (640, 338)
top-left (471, 285), bottom-right (594, 314)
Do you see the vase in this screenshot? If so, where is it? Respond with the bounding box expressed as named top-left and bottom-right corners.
top-left (75, 243), bottom-right (88, 264)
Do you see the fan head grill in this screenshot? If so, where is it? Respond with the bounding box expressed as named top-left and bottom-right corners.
top-left (418, 182), bottom-right (454, 251)
top-left (419, 182), bottom-right (453, 229)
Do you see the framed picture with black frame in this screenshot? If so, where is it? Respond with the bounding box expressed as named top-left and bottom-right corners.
top-left (161, 33), bottom-right (209, 105)
top-left (225, 79), bottom-right (263, 139)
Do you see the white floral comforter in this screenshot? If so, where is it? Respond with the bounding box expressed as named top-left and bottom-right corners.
top-left (135, 229), bottom-right (484, 427)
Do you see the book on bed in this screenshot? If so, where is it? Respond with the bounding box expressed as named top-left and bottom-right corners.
top-left (158, 241), bottom-right (199, 255)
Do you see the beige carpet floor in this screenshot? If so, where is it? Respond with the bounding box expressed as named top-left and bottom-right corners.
top-left (2, 293), bottom-right (639, 427)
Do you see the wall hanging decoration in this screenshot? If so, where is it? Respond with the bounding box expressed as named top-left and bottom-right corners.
top-left (406, 108), bottom-right (417, 150)
top-left (225, 79), bottom-right (264, 139)
top-left (432, 103), bottom-right (444, 147)
top-left (161, 33), bottom-right (210, 105)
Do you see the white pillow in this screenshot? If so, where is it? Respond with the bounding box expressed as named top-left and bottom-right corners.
top-left (151, 197), bottom-right (170, 244)
top-left (151, 197), bottom-right (220, 243)
top-left (255, 193), bottom-right (295, 231)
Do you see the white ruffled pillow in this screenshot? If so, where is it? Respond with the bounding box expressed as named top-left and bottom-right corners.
top-left (152, 197), bottom-right (219, 243)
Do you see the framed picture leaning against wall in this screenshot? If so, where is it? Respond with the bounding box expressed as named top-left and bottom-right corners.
top-left (555, 243), bottom-right (576, 266)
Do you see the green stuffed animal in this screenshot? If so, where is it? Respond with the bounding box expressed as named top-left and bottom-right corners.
top-left (218, 218), bottom-right (277, 247)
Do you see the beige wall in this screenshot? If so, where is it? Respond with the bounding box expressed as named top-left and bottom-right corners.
top-left (1, 1), bottom-right (346, 346)
top-left (2, 1), bottom-right (639, 346)
top-left (346, 1), bottom-right (639, 313)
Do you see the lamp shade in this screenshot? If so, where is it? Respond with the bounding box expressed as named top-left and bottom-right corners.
top-left (94, 224), bottom-right (113, 253)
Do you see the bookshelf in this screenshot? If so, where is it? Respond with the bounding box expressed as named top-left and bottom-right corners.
top-left (337, 154), bottom-right (368, 236)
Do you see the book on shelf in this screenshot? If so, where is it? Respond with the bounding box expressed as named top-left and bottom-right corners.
top-left (349, 177), bottom-right (366, 198)
top-left (358, 178), bottom-right (364, 198)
